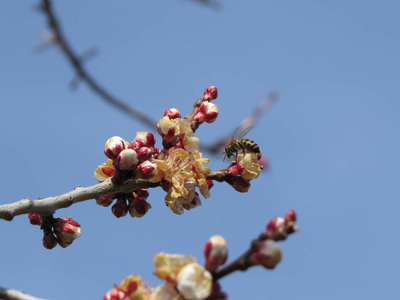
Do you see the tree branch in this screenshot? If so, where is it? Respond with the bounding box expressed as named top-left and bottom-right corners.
top-left (38, 0), bottom-right (158, 130)
top-left (0, 288), bottom-right (46, 300)
top-left (0, 178), bottom-right (159, 221)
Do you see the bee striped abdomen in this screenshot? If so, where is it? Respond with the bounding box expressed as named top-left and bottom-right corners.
top-left (240, 139), bottom-right (261, 153)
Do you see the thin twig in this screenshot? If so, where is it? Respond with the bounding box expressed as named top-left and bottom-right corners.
top-left (38, 0), bottom-right (158, 130)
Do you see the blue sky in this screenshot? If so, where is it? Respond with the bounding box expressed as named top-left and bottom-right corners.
top-left (1, 1), bottom-right (400, 299)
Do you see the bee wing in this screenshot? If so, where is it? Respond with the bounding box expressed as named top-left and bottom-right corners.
top-left (232, 124), bottom-right (254, 140)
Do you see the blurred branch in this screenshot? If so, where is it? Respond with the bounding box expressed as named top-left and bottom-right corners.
top-left (38, 0), bottom-right (158, 130)
top-left (212, 220), bottom-right (298, 281)
top-left (191, 0), bottom-right (222, 10)
top-left (0, 288), bottom-right (46, 300)
top-left (202, 92), bottom-right (277, 154)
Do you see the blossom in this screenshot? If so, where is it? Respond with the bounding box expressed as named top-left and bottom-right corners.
top-left (164, 108), bottom-right (181, 119)
top-left (120, 275), bottom-right (154, 300)
top-left (153, 253), bottom-right (197, 283)
top-left (176, 263), bottom-right (212, 300)
top-left (94, 159), bottom-right (116, 182)
top-left (149, 283), bottom-right (179, 300)
top-left (235, 151), bottom-right (262, 180)
top-left (152, 148), bottom-right (211, 214)
top-left (157, 117), bottom-right (199, 151)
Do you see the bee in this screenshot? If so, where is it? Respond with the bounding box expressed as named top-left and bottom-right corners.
top-left (223, 125), bottom-right (261, 159)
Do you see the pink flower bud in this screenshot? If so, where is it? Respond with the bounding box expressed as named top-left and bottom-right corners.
top-left (96, 194), bottom-right (114, 207)
top-left (136, 147), bottom-right (153, 162)
top-left (28, 213), bottom-right (42, 226)
top-left (194, 102), bottom-right (219, 124)
top-left (116, 149), bottom-right (138, 170)
top-left (164, 108), bottom-right (181, 119)
top-left (207, 180), bottom-right (214, 190)
top-left (134, 131), bottom-right (156, 148)
top-left (203, 86), bottom-right (218, 101)
top-left (103, 286), bottom-right (129, 300)
top-left (266, 217), bottom-right (286, 240)
top-left (104, 136), bottom-right (127, 160)
top-left (228, 164), bottom-right (245, 176)
top-left (285, 209), bottom-right (297, 223)
top-left (112, 199), bottom-right (128, 218)
top-left (136, 160), bottom-right (157, 179)
top-left (128, 141), bottom-right (139, 151)
top-left (53, 217), bottom-right (82, 244)
top-left (204, 235), bottom-right (228, 272)
top-left (250, 240), bottom-right (282, 269)
top-left (42, 232), bottom-right (57, 250)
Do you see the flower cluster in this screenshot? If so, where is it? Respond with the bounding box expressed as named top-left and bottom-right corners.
top-left (103, 211), bottom-right (297, 300)
top-left (103, 275), bottom-right (153, 300)
top-left (104, 254), bottom-right (213, 300)
top-left (94, 87), bottom-right (221, 217)
top-left (28, 214), bottom-right (81, 249)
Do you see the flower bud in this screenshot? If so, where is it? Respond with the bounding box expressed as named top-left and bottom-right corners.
top-left (204, 235), bottom-right (228, 272)
top-left (103, 286), bottom-right (129, 300)
top-left (134, 189), bottom-right (149, 201)
top-left (177, 263), bottom-right (212, 300)
top-left (203, 86), bottom-right (218, 101)
top-left (207, 180), bottom-right (214, 190)
top-left (250, 240), bottom-right (282, 269)
top-left (104, 136), bottom-right (128, 160)
top-left (134, 131), bottom-right (156, 148)
top-left (194, 102), bottom-right (219, 124)
top-left (28, 213), bottom-right (42, 226)
top-left (53, 217), bottom-right (82, 244)
top-left (96, 194), bottom-right (114, 207)
top-left (164, 108), bottom-right (181, 119)
top-left (128, 198), bottom-right (152, 218)
top-left (115, 149), bottom-right (138, 170)
top-left (42, 231), bottom-right (57, 250)
top-left (136, 147), bottom-right (153, 162)
top-left (112, 199), bottom-right (128, 218)
top-left (285, 209), bottom-right (297, 223)
top-left (266, 217), bottom-right (286, 240)
top-left (136, 160), bottom-right (157, 179)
